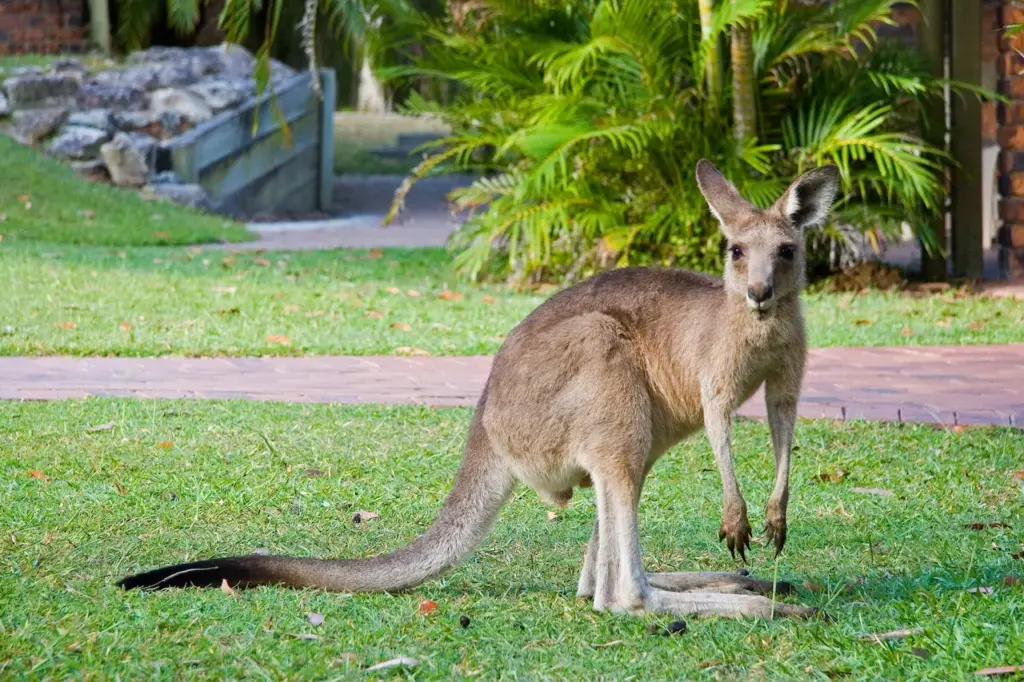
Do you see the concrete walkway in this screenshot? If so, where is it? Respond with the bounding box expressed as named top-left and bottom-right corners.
top-left (3, 345), bottom-right (1022, 427)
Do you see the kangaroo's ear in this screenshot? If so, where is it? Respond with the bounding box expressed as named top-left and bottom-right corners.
top-left (695, 160), bottom-right (756, 238)
top-left (774, 165), bottom-right (840, 230)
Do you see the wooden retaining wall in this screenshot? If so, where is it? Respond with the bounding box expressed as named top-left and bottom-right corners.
top-left (161, 69), bottom-right (336, 217)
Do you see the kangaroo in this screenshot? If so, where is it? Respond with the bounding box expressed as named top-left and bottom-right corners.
top-left (119, 160), bottom-right (839, 620)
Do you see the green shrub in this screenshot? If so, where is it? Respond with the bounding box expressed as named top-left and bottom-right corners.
top-left (383, 0), bottom-right (988, 288)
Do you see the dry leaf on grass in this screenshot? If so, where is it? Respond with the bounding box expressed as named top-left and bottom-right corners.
top-left (390, 322), bottom-right (412, 331)
top-left (385, 287), bottom-right (400, 294)
top-left (120, 321), bottom-right (132, 331)
top-left (265, 335), bottom-right (291, 345)
top-left (851, 487), bottom-right (895, 497)
top-left (859, 628), bottom-right (923, 642)
top-left (307, 612), bottom-right (325, 626)
top-left (28, 469), bottom-right (49, 481)
top-left (910, 648), bottom-right (931, 660)
top-left (439, 289), bottom-right (463, 301)
top-left (289, 633), bottom-right (320, 641)
top-left (158, 441), bottom-right (174, 449)
top-left (482, 295), bottom-right (496, 304)
top-left (418, 599), bottom-right (438, 615)
top-left (367, 250), bottom-right (384, 259)
top-left (547, 511), bottom-right (559, 521)
top-left (966, 586), bottom-right (994, 594)
top-left (212, 285), bottom-right (237, 294)
top-left (1003, 576), bottom-right (1020, 587)
top-left (968, 321), bottom-right (986, 331)
top-left (283, 304), bottom-right (300, 315)
top-left (813, 469), bottom-right (848, 483)
top-left (802, 580), bottom-right (824, 593)
top-left (58, 321), bottom-right (77, 329)
top-left (936, 319), bottom-right (952, 328)
top-left (1012, 471), bottom-right (1024, 482)
top-left (406, 289), bottom-right (421, 298)
top-left (854, 319), bottom-right (873, 326)
top-left (395, 346), bottom-right (430, 356)
top-left (304, 468), bottom-right (325, 477)
top-left (366, 657), bottom-right (419, 672)
top-left (364, 310), bottom-right (384, 318)
top-left (966, 523), bottom-right (1011, 531)
top-left (220, 579), bottom-right (237, 598)
top-left (901, 327), bottom-right (914, 337)
top-left (84, 422), bottom-right (115, 432)
top-left (352, 510), bottom-right (379, 524)
top-left (153, 231), bottom-right (170, 239)
top-left (254, 258), bottom-right (271, 266)
top-left (975, 665), bottom-right (1024, 677)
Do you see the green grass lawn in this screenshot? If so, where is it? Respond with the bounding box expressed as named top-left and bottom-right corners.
top-left (0, 137), bottom-right (251, 246)
top-left (1, 399), bottom-right (1021, 680)
top-left (0, 53), bottom-right (115, 72)
top-left (1, 241), bottom-right (1022, 358)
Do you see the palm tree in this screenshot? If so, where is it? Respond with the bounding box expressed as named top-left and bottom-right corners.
top-left (730, 5), bottom-right (756, 142)
top-left (698, 0), bottom-right (721, 98)
top-left (380, 0), bottom-right (972, 283)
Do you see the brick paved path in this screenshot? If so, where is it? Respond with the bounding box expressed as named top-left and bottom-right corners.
top-left (2, 345), bottom-right (1022, 427)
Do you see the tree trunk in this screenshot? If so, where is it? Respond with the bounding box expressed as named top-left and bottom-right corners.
top-left (698, 0), bottom-right (720, 98)
top-left (730, 19), bottom-right (756, 142)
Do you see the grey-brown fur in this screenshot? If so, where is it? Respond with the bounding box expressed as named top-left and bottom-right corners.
top-left (119, 160), bottom-right (839, 620)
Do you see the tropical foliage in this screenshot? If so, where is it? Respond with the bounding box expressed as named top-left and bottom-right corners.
top-left (112, 0), bottom-right (414, 101)
top-left (376, 0), bottom-right (985, 286)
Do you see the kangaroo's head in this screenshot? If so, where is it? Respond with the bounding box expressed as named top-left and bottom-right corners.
top-left (695, 160), bottom-right (839, 315)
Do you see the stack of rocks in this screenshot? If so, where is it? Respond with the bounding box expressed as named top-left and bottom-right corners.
top-left (0, 44), bottom-right (296, 210)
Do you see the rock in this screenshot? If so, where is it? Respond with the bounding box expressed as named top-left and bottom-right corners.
top-left (187, 79), bottom-right (249, 111)
top-left (129, 46), bottom-right (222, 79)
top-left (47, 125), bottom-right (110, 160)
top-left (124, 131), bottom-right (158, 168)
top-left (95, 60), bottom-right (206, 92)
top-left (2, 73), bottom-right (81, 109)
top-left (208, 43), bottom-right (257, 79)
top-left (149, 88), bottom-right (213, 124)
top-left (101, 133), bottom-right (150, 187)
top-left (126, 46), bottom-right (190, 64)
top-left (9, 66), bottom-right (44, 77)
top-left (51, 58), bottom-right (87, 74)
top-left (78, 81), bottom-right (147, 111)
top-left (0, 91), bottom-right (8, 117)
top-left (8, 107), bottom-right (68, 144)
top-left (152, 62), bottom-right (200, 88)
top-left (113, 110), bottom-right (189, 140)
top-left (70, 159), bottom-right (110, 183)
top-left (143, 182), bottom-right (213, 211)
top-left (67, 109), bottom-right (114, 132)
top-left (149, 170), bottom-right (182, 185)
top-left (93, 65), bottom-right (160, 91)
top-left (270, 58), bottom-right (297, 85)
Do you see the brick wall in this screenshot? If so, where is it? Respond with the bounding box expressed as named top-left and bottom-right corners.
top-left (997, 1), bottom-right (1024, 275)
top-left (0, 0), bottom-right (87, 56)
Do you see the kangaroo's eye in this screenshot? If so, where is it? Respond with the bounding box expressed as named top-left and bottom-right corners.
top-left (778, 245), bottom-right (796, 261)
top-left (730, 245), bottom-right (743, 261)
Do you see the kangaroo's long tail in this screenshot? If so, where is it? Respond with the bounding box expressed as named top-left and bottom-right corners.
top-left (118, 415), bottom-right (515, 593)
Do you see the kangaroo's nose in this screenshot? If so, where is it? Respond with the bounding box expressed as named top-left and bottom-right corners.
top-left (747, 285), bottom-right (774, 304)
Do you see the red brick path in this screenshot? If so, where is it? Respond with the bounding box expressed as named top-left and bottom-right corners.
top-left (2, 345), bottom-right (1022, 427)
